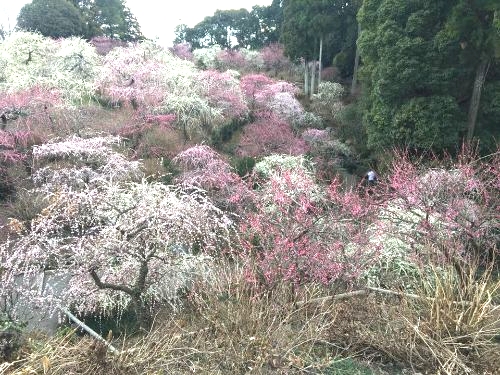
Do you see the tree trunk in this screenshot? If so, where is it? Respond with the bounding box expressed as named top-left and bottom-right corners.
top-left (304, 59), bottom-right (310, 97)
top-left (351, 23), bottom-right (361, 95)
top-left (310, 61), bottom-right (316, 99)
top-left (318, 37), bottom-right (323, 88)
top-left (466, 58), bottom-right (490, 143)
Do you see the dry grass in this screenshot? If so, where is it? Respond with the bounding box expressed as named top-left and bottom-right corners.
top-left (3, 261), bottom-right (499, 374)
top-left (326, 261), bottom-right (500, 375)
top-left (400, 262), bottom-right (500, 374)
top-left (4, 263), bottom-right (341, 374)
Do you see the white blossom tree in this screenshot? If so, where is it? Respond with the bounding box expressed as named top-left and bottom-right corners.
top-left (1, 136), bottom-right (234, 327)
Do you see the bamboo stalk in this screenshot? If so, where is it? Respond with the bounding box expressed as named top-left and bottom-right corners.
top-left (60, 307), bottom-right (120, 354)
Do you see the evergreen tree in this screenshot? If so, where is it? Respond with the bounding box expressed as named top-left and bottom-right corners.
top-left (175, 1), bottom-right (284, 49)
top-left (17, 0), bottom-right (86, 38)
top-left (358, 0), bottom-right (499, 152)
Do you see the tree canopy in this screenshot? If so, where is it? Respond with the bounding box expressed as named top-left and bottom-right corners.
top-left (17, 0), bottom-right (143, 41)
top-left (357, 0), bottom-right (499, 152)
top-left (175, 1), bottom-right (283, 49)
top-left (280, 0), bottom-right (361, 75)
top-left (17, 0), bottom-right (86, 38)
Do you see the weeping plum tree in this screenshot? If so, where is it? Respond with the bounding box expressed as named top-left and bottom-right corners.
top-left (172, 145), bottom-right (252, 213)
top-left (0, 136), bottom-right (234, 327)
top-left (0, 32), bottom-right (100, 105)
top-left (237, 113), bottom-right (308, 157)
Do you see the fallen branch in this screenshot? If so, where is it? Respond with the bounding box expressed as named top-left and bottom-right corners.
top-left (298, 286), bottom-right (492, 307)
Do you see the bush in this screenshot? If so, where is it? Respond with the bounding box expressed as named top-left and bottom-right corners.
top-left (230, 156), bottom-right (256, 178)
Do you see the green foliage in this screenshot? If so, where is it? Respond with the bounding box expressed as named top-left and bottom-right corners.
top-left (281, 0), bottom-right (360, 70)
top-left (177, 1), bottom-right (283, 49)
top-left (358, 0), bottom-right (499, 152)
top-left (210, 117), bottom-right (248, 151)
top-left (18, 0), bottom-right (144, 41)
top-left (336, 100), bottom-right (368, 156)
top-left (17, 0), bottom-right (86, 38)
top-left (323, 358), bottom-right (374, 374)
top-left (89, 0), bottom-right (143, 42)
top-left (230, 156), bottom-right (256, 178)
top-left (0, 316), bottom-right (25, 361)
top-left (161, 157), bottom-right (180, 185)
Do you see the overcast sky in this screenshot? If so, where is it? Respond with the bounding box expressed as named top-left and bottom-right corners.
top-left (1, 0), bottom-right (272, 46)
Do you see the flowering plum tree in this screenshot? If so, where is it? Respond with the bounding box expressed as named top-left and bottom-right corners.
top-left (90, 36), bottom-right (127, 55)
top-left (240, 74), bottom-right (301, 122)
top-left (169, 43), bottom-right (194, 61)
top-left (259, 43), bottom-right (290, 76)
top-left (311, 82), bottom-right (344, 120)
top-left (31, 135), bottom-right (143, 192)
top-left (240, 74), bottom-right (274, 112)
top-left (197, 70), bottom-right (248, 121)
top-left (240, 49), bottom-right (264, 72)
top-left (237, 113), bottom-right (308, 157)
top-left (172, 145), bottom-right (252, 212)
top-left (1, 137), bottom-right (234, 327)
top-left (215, 49), bottom-right (247, 71)
top-left (118, 112), bottom-right (177, 158)
top-left (0, 32), bottom-right (100, 104)
top-left (376, 148), bottom-right (500, 269)
top-left (192, 45), bottom-right (222, 69)
top-left (241, 155), bottom-right (377, 286)
top-left (0, 86), bottom-right (60, 130)
top-left (97, 42), bottom-right (176, 108)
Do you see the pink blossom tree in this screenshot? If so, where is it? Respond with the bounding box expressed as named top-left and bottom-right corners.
top-left (197, 70), bottom-right (248, 121)
top-left (215, 49), bottom-right (247, 71)
top-left (237, 113), bottom-right (309, 157)
top-left (240, 74), bottom-right (274, 112)
top-left (118, 112), bottom-right (177, 158)
top-left (169, 43), bottom-right (194, 61)
top-left (90, 36), bottom-right (126, 55)
top-left (241, 155), bottom-right (376, 287)
top-left (172, 145), bottom-right (252, 212)
top-left (375, 148), bottom-right (500, 270)
top-left (240, 74), bottom-right (302, 122)
top-left (259, 43), bottom-right (290, 76)
top-left (0, 86), bottom-right (60, 130)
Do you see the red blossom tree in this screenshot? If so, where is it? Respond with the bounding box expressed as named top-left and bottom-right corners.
top-left (237, 113), bottom-right (309, 157)
top-left (241, 158), bottom-right (376, 287)
top-left (376, 147), bottom-right (500, 271)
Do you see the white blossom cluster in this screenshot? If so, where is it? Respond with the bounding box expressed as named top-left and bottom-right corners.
top-left (0, 32), bottom-right (100, 104)
top-left (1, 180), bottom-right (234, 319)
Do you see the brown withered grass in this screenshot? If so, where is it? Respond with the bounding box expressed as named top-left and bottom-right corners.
top-left (3, 260), bottom-right (499, 374)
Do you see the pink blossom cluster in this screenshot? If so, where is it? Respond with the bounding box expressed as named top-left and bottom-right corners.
top-left (172, 145), bottom-right (252, 210)
top-left (241, 168), bottom-right (376, 287)
top-left (197, 70), bottom-right (248, 120)
top-left (259, 43), bottom-right (291, 74)
top-left (169, 43), bottom-right (194, 61)
top-left (238, 112), bottom-right (309, 157)
top-left (216, 49), bottom-right (247, 71)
